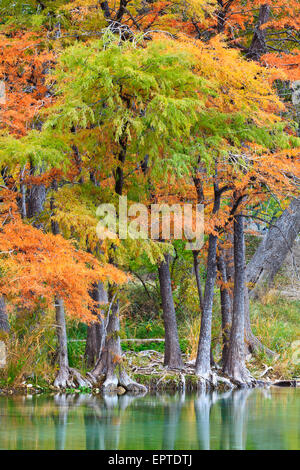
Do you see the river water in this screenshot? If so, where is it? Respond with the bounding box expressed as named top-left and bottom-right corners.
top-left (0, 387), bottom-right (299, 450)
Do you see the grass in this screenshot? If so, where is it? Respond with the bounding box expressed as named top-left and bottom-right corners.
top-left (66, 322), bottom-right (87, 370)
top-left (121, 318), bottom-right (189, 354)
top-left (249, 294), bottom-right (300, 379)
top-left (0, 320), bottom-right (56, 389)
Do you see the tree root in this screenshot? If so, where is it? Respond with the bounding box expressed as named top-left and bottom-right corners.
top-left (118, 368), bottom-right (147, 394)
top-left (223, 365), bottom-right (257, 389)
top-left (195, 368), bottom-right (255, 391)
top-left (86, 366), bottom-right (147, 394)
top-left (86, 370), bottom-right (104, 385)
top-left (54, 367), bottom-right (93, 389)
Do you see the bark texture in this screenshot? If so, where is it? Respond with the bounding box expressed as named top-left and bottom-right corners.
top-left (247, 4), bottom-right (271, 59)
top-left (223, 215), bottom-right (252, 384)
top-left (158, 254), bottom-right (183, 369)
top-left (0, 296), bottom-right (9, 333)
top-left (27, 183), bottom-right (46, 227)
top-left (85, 282), bottom-right (108, 368)
top-left (217, 253), bottom-right (232, 366)
top-left (193, 251), bottom-right (204, 312)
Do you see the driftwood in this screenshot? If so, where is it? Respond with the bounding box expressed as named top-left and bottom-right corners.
top-left (272, 380), bottom-right (299, 387)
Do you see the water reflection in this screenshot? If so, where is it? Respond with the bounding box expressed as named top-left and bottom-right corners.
top-left (0, 387), bottom-right (299, 450)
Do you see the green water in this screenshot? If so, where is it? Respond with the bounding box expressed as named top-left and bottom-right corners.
top-left (0, 387), bottom-right (299, 450)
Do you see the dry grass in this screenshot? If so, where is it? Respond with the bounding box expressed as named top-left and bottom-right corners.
top-left (0, 320), bottom-right (56, 388)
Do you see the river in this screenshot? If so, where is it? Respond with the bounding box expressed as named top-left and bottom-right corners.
top-left (0, 387), bottom-right (299, 450)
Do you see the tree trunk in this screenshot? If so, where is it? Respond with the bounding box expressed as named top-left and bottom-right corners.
top-left (246, 198), bottom-right (300, 298)
top-left (50, 184), bottom-right (91, 388)
top-left (20, 183), bottom-right (27, 219)
top-left (88, 299), bottom-right (147, 393)
top-left (195, 184), bottom-right (221, 378)
top-left (216, 0), bottom-right (235, 34)
top-left (54, 297), bottom-right (92, 388)
top-left (27, 183), bottom-right (46, 227)
top-left (225, 231), bottom-right (235, 293)
top-left (85, 320), bottom-right (101, 370)
top-left (54, 297), bottom-right (70, 388)
top-left (193, 166), bottom-right (217, 367)
top-left (223, 214), bottom-right (252, 384)
top-left (217, 252), bottom-right (232, 366)
top-left (91, 126), bottom-right (146, 392)
top-left (91, 126), bottom-right (147, 392)
top-left (85, 282), bottom-right (108, 368)
top-left (247, 4), bottom-right (271, 59)
top-left (158, 253), bottom-right (183, 369)
top-left (193, 250), bottom-right (204, 312)
top-left (0, 296), bottom-right (9, 333)
top-left (243, 198), bottom-right (300, 357)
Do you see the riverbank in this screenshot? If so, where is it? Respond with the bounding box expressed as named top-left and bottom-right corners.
top-left (1, 291), bottom-right (298, 395)
top-left (1, 348), bottom-right (299, 396)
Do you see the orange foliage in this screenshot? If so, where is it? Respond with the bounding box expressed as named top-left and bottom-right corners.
top-left (0, 30), bottom-right (53, 135)
top-left (0, 190), bottom-right (127, 322)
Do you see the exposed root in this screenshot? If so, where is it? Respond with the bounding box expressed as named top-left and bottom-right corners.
top-left (86, 364), bottom-right (148, 394)
top-left (54, 367), bottom-right (93, 389)
top-left (214, 374), bottom-right (234, 390)
top-left (69, 368), bottom-right (93, 387)
top-left (86, 371), bottom-right (101, 385)
top-left (102, 373), bottom-right (119, 393)
top-left (86, 355), bottom-right (107, 385)
top-left (223, 365), bottom-right (257, 388)
top-left (118, 368), bottom-right (147, 394)
top-left (196, 376), bottom-right (207, 392)
top-left (195, 370), bottom-right (234, 391)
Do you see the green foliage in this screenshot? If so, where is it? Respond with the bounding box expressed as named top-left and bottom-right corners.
top-left (0, 0), bottom-right (70, 29)
top-left (122, 341), bottom-right (165, 353)
top-left (124, 318), bottom-right (165, 339)
top-left (45, 35), bottom-right (212, 174)
top-left (66, 321), bottom-right (87, 369)
top-left (0, 130), bottom-right (69, 169)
